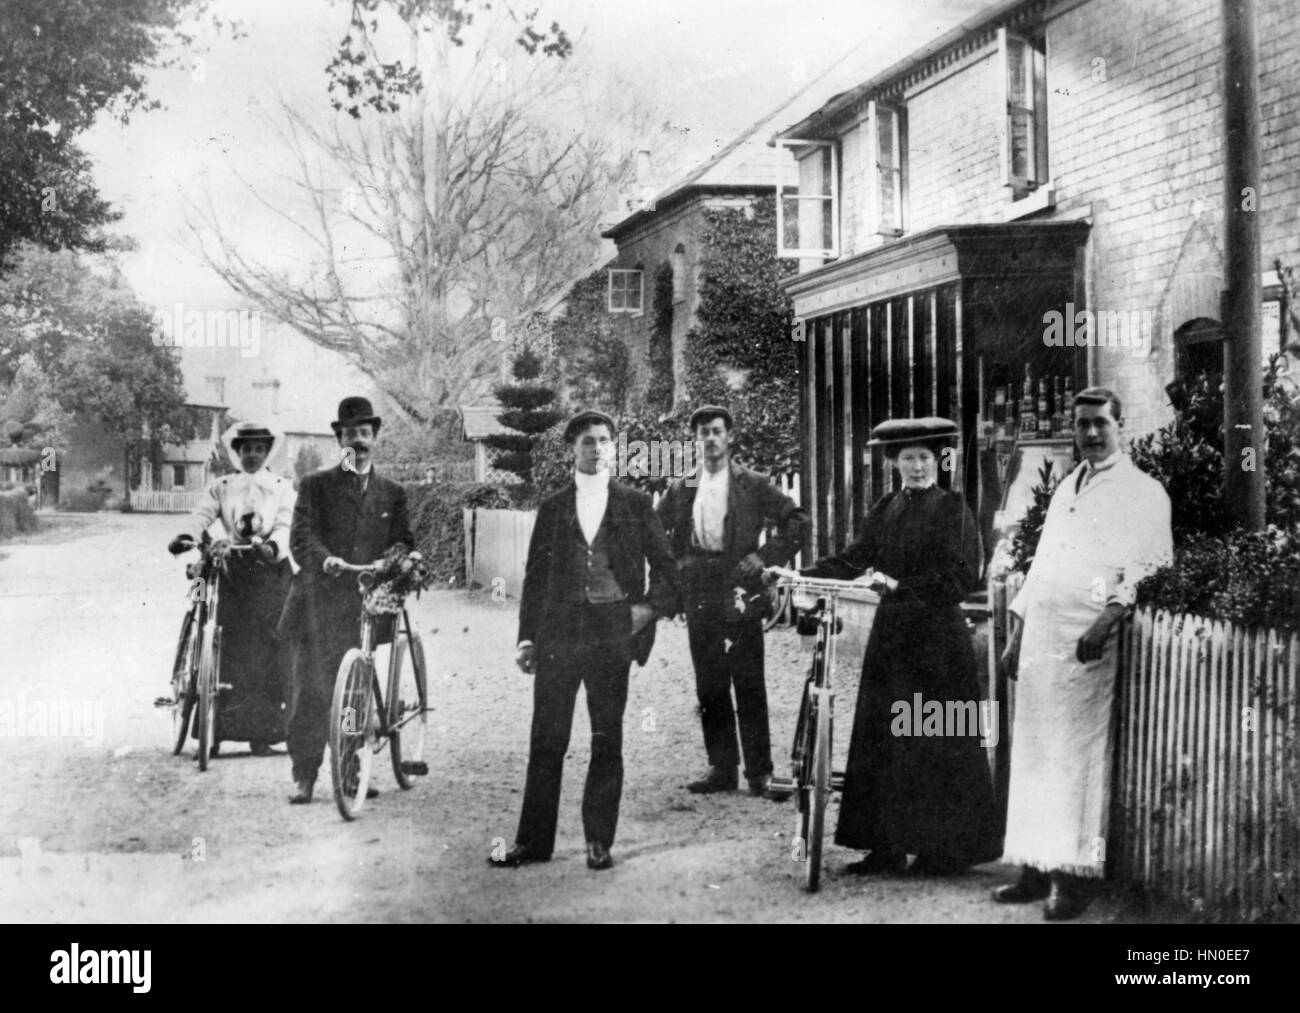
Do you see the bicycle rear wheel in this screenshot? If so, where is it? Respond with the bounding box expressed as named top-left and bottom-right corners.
top-left (195, 621), bottom-right (218, 772)
top-left (389, 633), bottom-right (428, 789)
top-left (804, 693), bottom-right (832, 892)
top-left (171, 610), bottom-right (199, 755)
top-left (330, 649), bottom-right (376, 820)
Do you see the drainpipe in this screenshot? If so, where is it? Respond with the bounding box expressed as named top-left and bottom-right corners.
top-left (1222, 0), bottom-right (1266, 529)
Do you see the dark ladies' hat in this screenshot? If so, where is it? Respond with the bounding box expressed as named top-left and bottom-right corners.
top-left (229, 422), bottom-right (276, 450)
top-left (563, 409), bottom-right (617, 443)
top-left (331, 396), bottom-right (382, 436)
top-left (868, 417), bottom-right (960, 457)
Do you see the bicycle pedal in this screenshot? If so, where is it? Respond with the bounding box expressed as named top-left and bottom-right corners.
top-left (153, 697), bottom-right (175, 708)
top-left (399, 761), bottom-right (429, 776)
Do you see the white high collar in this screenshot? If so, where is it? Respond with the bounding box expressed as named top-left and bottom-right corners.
top-left (574, 468), bottom-right (610, 492)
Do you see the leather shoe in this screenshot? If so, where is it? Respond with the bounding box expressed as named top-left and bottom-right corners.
top-left (250, 740), bottom-right (273, 757)
top-left (289, 780), bottom-right (314, 805)
top-left (366, 786), bottom-right (379, 799)
top-left (687, 767), bottom-right (738, 793)
top-left (992, 866), bottom-right (1050, 903)
top-left (843, 848), bottom-right (907, 875)
top-left (586, 842), bottom-right (613, 870)
top-left (1043, 874), bottom-right (1085, 920)
top-left (489, 843), bottom-right (549, 868)
top-left (748, 774), bottom-right (774, 797)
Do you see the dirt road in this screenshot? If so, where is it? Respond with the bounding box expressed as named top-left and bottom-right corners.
top-left (0, 513), bottom-right (1161, 922)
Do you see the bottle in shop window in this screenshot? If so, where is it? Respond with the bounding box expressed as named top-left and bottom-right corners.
top-left (1020, 365), bottom-right (1036, 438)
top-left (1037, 377), bottom-right (1051, 438)
top-left (1053, 376), bottom-right (1066, 436)
top-left (1063, 375), bottom-right (1075, 428)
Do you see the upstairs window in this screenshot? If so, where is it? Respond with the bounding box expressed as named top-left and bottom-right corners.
top-left (999, 28), bottom-right (1049, 191)
top-left (776, 140), bottom-right (839, 259)
top-left (671, 245), bottom-right (686, 303)
top-left (868, 101), bottom-right (905, 236)
top-left (608, 268), bottom-right (644, 314)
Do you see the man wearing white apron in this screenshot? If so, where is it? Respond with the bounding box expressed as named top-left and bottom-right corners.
top-left (995, 387), bottom-right (1173, 919)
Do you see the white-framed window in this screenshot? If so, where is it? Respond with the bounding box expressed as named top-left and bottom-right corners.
top-left (776, 139), bottom-right (839, 259)
top-left (608, 268), bottom-right (644, 314)
top-left (868, 101), bottom-right (904, 236)
top-left (999, 27), bottom-right (1049, 191)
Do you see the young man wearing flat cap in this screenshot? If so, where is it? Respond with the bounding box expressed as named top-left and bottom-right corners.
top-left (492, 410), bottom-right (679, 870)
top-left (655, 405), bottom-right (808, 797)
top-left (278, 396), bottom-right (413, 805)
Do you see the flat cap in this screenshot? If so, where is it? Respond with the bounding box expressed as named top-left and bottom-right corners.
top-left (868, 416), bottom-right (959, 454)
top-left (563, 409), bottom-right (617, 443)
top-left (688, 404), bottom-right (733, 431)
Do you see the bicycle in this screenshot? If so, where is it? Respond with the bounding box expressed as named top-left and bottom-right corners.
top-left (328, 551), bottom-right (433, 821)
top-left (161, 533), bottom-right (259, 771)
top-left (765, 572), bottom-right (880, 892)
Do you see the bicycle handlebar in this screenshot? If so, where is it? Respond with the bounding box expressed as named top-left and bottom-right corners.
top-left (774, 573), bottom-right (882, 605)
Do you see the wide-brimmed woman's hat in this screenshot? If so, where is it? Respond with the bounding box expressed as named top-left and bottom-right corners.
top-left (331, 396), bottom-right (382, 436)
top-left (221, 420), bottom-right (287, 473)
top-left (868, 417), bottom-right (959, 457)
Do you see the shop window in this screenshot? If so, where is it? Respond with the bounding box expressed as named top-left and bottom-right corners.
top-left (999, 28), bottom-right (1049, 192)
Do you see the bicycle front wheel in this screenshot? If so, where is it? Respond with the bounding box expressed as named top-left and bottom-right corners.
top-left (195, 621), bottom-right (218, 772)
top-left (389, 633), bottom-right (428, 790)
top-left (804, 694), bottom-right (833, 893)
top-left (171, 610), bottom-right (199, 755)
top-left (330, 649), bottom-right (375, 820)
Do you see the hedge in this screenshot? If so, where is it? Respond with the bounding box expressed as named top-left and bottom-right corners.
top-left (405, 479), bottom-right (513, 584)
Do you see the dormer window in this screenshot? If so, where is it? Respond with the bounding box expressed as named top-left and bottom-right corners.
top-left (868, 101), bottom-right (904, 236)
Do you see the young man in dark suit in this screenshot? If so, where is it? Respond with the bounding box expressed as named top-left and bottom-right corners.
top-left (279, 397), bottom-right (413, 805)
top-left (491, 410), bottom-right (678, 870)
top-left (655, 405), bottom-right (808, 797)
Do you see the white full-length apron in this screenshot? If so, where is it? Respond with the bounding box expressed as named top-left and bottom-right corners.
top-left (1001, 456), bottom-right (1172, 877)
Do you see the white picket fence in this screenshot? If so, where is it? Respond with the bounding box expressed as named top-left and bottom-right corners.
top-left (132, 490), bottom-right (202, 512)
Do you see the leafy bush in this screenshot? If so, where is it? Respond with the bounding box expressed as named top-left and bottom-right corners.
top-left (484, 345), bottom-right (562, 493)
top-left (646, 263), bottom-right (674, 414)
top-left (1007, 458), bottom-right (1060, 575)
top-left (59, 478), bottom-right (114, 513)
top-left (0, 487), bottom-right (37, 537)
top-left (406, 479), bottom-right (513, 584)
top-left (1135, 526), bottom-right (1300, 631)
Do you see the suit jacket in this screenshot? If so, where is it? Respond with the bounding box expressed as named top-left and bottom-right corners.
top-left (278, 464), bottom-right (414, 637)
top-left (655, 460), bottom-right (808, 612)
top-left (518, 479), bottom-right (678, 666)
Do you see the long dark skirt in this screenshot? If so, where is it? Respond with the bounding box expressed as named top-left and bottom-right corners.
top-left (833, 599), bottom-right (1000, 866)
top-left (205, 553), bottom-right (291, 745)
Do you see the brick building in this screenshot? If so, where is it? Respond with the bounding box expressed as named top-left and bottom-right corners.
top-left (775, 0), bottom-right (1299, 557)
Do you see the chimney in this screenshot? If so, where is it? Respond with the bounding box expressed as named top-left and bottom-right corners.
top-left (630, 149), bottom-right (656, 213)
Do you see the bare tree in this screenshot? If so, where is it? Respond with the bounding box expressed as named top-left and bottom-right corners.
top-left (188, 5), bottom-right (661, 423)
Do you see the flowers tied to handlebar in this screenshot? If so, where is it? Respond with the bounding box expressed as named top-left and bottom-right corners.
top-left (358, 547), bottom-right (433, 616)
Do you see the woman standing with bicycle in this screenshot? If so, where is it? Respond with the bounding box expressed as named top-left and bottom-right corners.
top-left (167, 421), bottom-right (296, 756)
top-left (792, 418), bottom-right (998, 876)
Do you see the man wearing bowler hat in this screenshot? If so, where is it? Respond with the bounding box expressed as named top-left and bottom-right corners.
top-left (655, 404), bottom-right (808, 797)
top-left (278, 396), bottom-right (413, 804)
top-left (491, 409), bottom-right (678, 870)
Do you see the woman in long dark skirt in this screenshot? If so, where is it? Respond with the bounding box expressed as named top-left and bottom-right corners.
top-left (782, 418), bottom-right (999, 875)
top-left (168, 421), bottom-right (296, 755)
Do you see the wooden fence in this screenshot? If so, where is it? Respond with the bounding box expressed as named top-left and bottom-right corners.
top-left (131, 489), bottom-right (202, 512)
top-left (1114, 608), bottom-right (1298, 920)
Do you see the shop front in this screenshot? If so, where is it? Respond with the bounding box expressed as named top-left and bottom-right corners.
top-left (787, 219), bottom-right (1091, 564)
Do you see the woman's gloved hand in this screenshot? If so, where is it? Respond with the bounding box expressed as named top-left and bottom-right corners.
top-left (168, 535), bottom-right (193, 556)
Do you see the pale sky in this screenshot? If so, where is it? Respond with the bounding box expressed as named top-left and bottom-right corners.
top-left (82, 0), bottom-right (992, 311)
top-left (75, 0), bottom-right (991, 419)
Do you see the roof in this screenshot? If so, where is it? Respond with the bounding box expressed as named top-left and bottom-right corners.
top-left (0, 447), bottom-right (43, 465)
top-left (461, 403), bottom-right (509, 441)
top-left (602, 37), bottom-right (894, 241)
top-left (774, 0), bottom-right (1038, 140)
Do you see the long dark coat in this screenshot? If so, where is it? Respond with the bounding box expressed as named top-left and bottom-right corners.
top-left (278, 464), bottom-right (414, 672)
top-left (803, 485), bottom-right (999, 865)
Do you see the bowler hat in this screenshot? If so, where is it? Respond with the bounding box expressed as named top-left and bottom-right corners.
top-left (563, 409), bottom-right (617, 443)
top-left (868, 417), bottom-right (959, 457)
top-left (689, 404), bottom-right (733, 431)
top-left (331, 396), bottom-right (382, 436)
